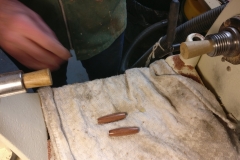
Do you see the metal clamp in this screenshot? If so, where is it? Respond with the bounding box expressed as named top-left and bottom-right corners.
top-left (0, 71), bottom-right (26, 98)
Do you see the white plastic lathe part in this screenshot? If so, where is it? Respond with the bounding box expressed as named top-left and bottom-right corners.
top-left (0, 93), bottom-right (48, 160)
top-left (179, 33), bottom-right (205, 67)
top-left (0, 141), bottom-right (12, 160)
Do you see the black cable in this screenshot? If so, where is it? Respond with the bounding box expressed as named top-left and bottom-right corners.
top-left (120, 4), bottom-right (227, 72)
top-left (120, 20), bottom-right (168, 73)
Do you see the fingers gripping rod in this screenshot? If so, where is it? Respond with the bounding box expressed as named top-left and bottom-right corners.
top-left (0, 69), bottom-right (52, 98)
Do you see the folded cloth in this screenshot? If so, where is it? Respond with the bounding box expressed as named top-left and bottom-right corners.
top-left (38, 60), bottom-right (240, 160)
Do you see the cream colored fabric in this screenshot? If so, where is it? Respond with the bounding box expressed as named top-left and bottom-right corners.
top-left (38, 60), bottom-right (240, 160)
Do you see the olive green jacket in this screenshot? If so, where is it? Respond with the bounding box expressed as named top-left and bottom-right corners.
top-left (20, 0), bottom-right (127, 60)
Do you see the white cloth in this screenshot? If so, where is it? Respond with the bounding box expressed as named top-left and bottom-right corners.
top-left (38, 60), bottom-right (240, 160)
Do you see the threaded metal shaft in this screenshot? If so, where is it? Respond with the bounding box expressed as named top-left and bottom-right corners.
top-left (205, 27), bottom-right (240, 57)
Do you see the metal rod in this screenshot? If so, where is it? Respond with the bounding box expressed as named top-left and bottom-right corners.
top-left (0, 71), bottom-right (26, 98)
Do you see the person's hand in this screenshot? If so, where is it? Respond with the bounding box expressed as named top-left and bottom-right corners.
top-left (0, 0), bottom-right (71, 71)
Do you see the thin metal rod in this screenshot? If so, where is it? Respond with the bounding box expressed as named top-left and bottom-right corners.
top-left (58, 0), bottom-right (73, 49)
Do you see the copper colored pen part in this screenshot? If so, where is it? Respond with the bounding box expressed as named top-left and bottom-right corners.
top-left (98, 112), bottom-right (127, 124)
top-left (109, 127), bottom-right (140, 136)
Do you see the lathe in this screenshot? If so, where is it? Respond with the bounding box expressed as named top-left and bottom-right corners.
top-left (0, 0), bottom-right (240, 159)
